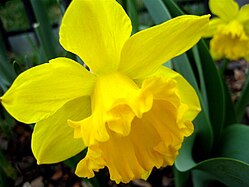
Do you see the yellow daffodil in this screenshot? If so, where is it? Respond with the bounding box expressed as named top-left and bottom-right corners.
top-left (0, 0), bottom-right (209, 183)
top-left (204, 0), bottom-right (249, 60)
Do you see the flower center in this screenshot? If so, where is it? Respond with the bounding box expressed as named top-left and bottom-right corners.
top-left (68, 72), bottom-right (153, 146)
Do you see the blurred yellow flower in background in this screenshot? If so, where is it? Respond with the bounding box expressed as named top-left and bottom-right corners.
top-left (204, 0), bottom-right (249, 61)
top-left (1, 0), bottom-right (209, 183)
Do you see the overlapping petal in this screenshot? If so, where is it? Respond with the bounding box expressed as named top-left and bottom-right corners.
top-left (118, 15), bottom-right (209, 79)
top-left (203, 18), bottom-right (225, 37)
top-left (210, 22), bottom-right (249, 60)
top-left (209, 0), bottom-right (239, 22)
top-left (74, 76), bottom-right (195, 183)
top-left (1, 57), bottom-right (95, 123)
top-left (59, 0), bottom-right (132, 74)
top-left (238, 4), bottom-right (249, 23)
top-left (69, 72), bottom-right (153, 146)
top-left (150, 66), bottom-right (201, 124)
top-left (210, 32), bottom-right (249, 60)
top-left (238, 4), bottom-right (249, 36)
top-left (32, 96), bottom-right (91, 164)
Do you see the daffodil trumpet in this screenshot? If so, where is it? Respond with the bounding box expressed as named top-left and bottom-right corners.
top-left (204, 0), bottom-right (249, 61)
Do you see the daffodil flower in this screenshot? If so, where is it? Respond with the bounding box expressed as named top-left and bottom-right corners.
top-left (204, 0), bottom-right (249, 60)
top-left (1, 0), bottom-right (209, 183)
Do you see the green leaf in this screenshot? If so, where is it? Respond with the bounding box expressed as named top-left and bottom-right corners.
top-left (191, 46), bottom-right (208, 111)
top-left (30, 0), bottom-right (59, 61)
top-left (126, 0), bottom-right (139, 34)
top-left (173, 166), bottom-right (190, 187)
top-left (192, 170), bottom-right (226, 187)
top-left (175, 133), bottom-right (196, 172)
top-left (194, 158), bottom-right (249, 187)
top-left (173, 53), bottom-right (213, 155)
top-left (195, 40), bottom-right (225, 144)
top-left (144, 0), bottom-right (171, 24)
top-left (217, 124), bottom-right (249, 163)
top-left (0, 25), bottom-right (16, 92)
top-left (0, 106), bottom-right (15, 139)
top-left (162, 0), bottom-right (184, 17)
top-left (222, 78), bottom-right (237, 126)
top-left (235, 74), bottom-right (249, 122)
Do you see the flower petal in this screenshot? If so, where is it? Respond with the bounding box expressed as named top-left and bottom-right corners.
top-left (32, 96), bottom-right (91, 164)
top-left (209, 0), bottom-right (239, 21)
top-left (238, 4), bottom-right (249, 34)
top-left (203, 17), bottom-right (225, 37)
top-left (238, 4), bottom-right (249, 22)
top-left (75, 100), bottom-right (192, 184)
top-left (118, 15), bottom-right (209, 79)
top-left (59, 0), bottom-right (132, 74)
top-left (150, 66), bottom-right (201, 124)
top-left (68, 72), bottom-right (153, 146)
top-left (74, 74), bottom-right (198, 183)
top-left (210, 22), bottom-right (249, 60)
top-left (1, 57), bottom-right (95, 123)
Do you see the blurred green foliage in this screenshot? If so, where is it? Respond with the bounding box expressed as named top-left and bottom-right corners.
top-left (0, 0), bottom-right (61, 32)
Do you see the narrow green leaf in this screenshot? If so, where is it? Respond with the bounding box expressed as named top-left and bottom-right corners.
top-left (195, 40), bottom-right (225, 144)
top-left (192, 170), bottom-right (225, 187)
top-left (175, 133), bottom-right (196, 172)
top-left (222, 78), bottom-right (237, 126)
top-left (235, 73), bottom-right (249, 121)
top-left (0, 26), bottom-right (16, 92)
top-left (126, 0), bottom-right (139, 34)
top-left (217, 124), bottom-right (249, 163)
top-left (162, 0), bottom-right (184, 17)
top-left (0, 107), bottom-right (14, 139)
top-left (172, 54), bottom-right (198, 89)
top-left (173, 54), bottom-right (213, 155)
top-left (144, 0), bottom-right (171, 24)
top-left (30, 0), bottom-right (59, 61)
top-left (194, 158), bottom-right (249, 187)
top-left (191, 46), bottom-right (208, 112)
top-left (173, 166), bottom-right (190, 187)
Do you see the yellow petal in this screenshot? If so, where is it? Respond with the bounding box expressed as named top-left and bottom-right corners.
top-left (203, 18), bottom-right (225, 37)
top-left (150, 66), bottom-right (201, 124)
top-left (75, 100), bottom-right (192, 183)
top-left (209, 0), bottom-right (239, 21)
top-left (238, 4), bottom-right (249, 23)
top-left (238, 4), bottom-right (249, 35)
top-left (1, 57), bottom-right (95, 123)
top-left (75, 146), bottom-right (106, 179)
top-left (74, 74), bottom-right (198, 183)
top-left (210, 22), bottom-right (249, 60)
top-left (68, 72), bottom-right (153, 146)
top-left (59, 0), bottom-right (131, 74)
top-left (32, 96), bottom-right (91, 164)
top-left (118, 15), bottom-right (209, 79)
